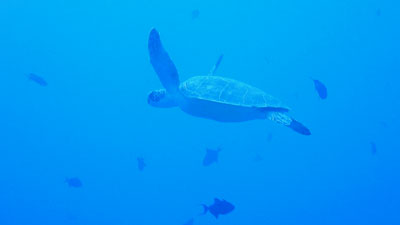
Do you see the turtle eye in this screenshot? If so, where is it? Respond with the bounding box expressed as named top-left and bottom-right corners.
top-left (148, 92), bottom-right (158, 103)
top-left (148, 91), bottom-right (161, 104)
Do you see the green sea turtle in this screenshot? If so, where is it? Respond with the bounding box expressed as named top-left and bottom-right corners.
top-left (147, 28), bottom-right (311, 135)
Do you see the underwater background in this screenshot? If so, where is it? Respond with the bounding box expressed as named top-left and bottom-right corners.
top-left (1, 0), bottom-right (399, 224)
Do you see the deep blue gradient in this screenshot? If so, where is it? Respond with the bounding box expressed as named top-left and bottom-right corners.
top-left (1, 0), bottom-right (399, 225)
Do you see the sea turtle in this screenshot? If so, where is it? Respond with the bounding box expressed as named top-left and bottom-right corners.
top-left (147, 28), bottom-right (311, 135)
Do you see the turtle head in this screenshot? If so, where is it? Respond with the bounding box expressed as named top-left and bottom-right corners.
top-left (148, 89), bottom-right (179, 108)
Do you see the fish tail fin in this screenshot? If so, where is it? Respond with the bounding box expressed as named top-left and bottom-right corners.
top-left (200, 204), bottom-right (208, 216)
top-left (267, 112), bottom-right (311, 136)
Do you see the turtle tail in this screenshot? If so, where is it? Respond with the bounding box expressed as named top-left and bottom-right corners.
top-left (267, 112), bottom-right (311, 135)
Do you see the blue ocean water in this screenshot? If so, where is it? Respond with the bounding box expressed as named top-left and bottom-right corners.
top-left (1, 0), bottom-right (399, 224)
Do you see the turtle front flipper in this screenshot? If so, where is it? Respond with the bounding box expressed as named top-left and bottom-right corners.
top-left (148, 28), bottom-right (180, 93)
top-left (267, 112), bottom-right (311, 135)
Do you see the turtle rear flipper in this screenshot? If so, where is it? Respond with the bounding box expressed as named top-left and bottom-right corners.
top-left (267, 112), bottom-right (311, 135)
top-left (287, 119), bottom-right (311, 135)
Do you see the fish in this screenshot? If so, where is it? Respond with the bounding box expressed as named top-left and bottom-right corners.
top-left (201, 198), bottom-right (235, 219)
top-left (264, 56), bottom-right (271, 64)
top-left (208, 54), bottom-right (224, 76)
top-left (376, 9), bottom-right (381, 17)
top-left (371, 142), bottom-right (377, 154)
top-left (137, 157), bottom-right (146, 171)
top-left (27, 73), bottom-right (48, 86)
top-left (65, 177), bottom-right (83, 188)
top-left (192, 9), bottom-right (200, 20)
top-left (202, 148), bottom-right (221, 166)
top-left (311, 78), bottom-right (327, 99)
top-left (253, 154), bottom-right (263, 162)
top-left (183, 218), bottom-right (194, 225)
top-left (379, 121), bottom-right (388, 128)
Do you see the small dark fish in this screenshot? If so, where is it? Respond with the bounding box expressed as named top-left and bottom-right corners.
top-left (253, 154), bottom-right (263, 162)
top-left (311, 78), bottom-right (327, 99)
top-left (264, 56), bottom-right (271, 64)
top-left (203, 148), bottom-right (221, 166)
top-left (379, 121), bottom-right (388, 128)
top-left (201, 198), bottom-right (235, 219)
top-left (209, 54), bottom-right (224, 76)
top-left (183, 218), bottom-right (194, 225)
top-left (137, 157), bottom-right (146, 171)
top-left (27, 73), bottom-right (48, 86)
top-left (192, 9), bottom-right (200, 20)
top-left (65, 177), bottom-right (82, 188)
top-left (371, 142), bottom-right (377, 154)
top-left (376, 9), bottom-right (381, 17)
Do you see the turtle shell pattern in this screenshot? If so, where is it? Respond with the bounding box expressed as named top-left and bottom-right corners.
top-left (180, 76), bottom-right (287, 109)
